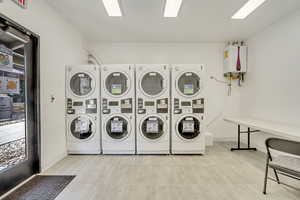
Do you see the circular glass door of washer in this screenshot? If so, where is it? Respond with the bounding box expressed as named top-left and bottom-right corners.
top-left (70, 116), bottom-right (94, 140)
top-left (70, 73), bottom-right (93, 96)
top-left (177, 72), bottom-right (201, 96)
top-left (177, 117), bottom-right (200, 139)
top-left (106, 116), bottom-right (129, 140)
top-left (105, 72), bottom-right (128, 96)
top-left (141, 116), bottom-right (164, 140)
top-left (141, 72), bottom-right (164, 96)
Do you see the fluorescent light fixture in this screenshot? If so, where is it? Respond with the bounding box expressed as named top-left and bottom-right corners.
top-left (164, 0), bottom-right (183, 17)
top-left (232, 0), bottom-right (267, 19)
top-left (102, 0), bottom-right (122, 17)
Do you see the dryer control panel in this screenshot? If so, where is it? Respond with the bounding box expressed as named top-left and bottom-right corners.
top-left (66, 98), bottom-right (97, 115)
top-left (102, 98), bottom-right (133, 114)
top-left (137, 98), bottom-right (168, 114)
top-left (173, 98), bottom-right (204, 115)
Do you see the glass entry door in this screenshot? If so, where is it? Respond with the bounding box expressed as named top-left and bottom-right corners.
top-left (0, 15), bottom-right (40, 196)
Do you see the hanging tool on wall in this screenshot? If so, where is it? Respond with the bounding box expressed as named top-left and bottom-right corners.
top-left (223, 41), bottom-right (247, 87)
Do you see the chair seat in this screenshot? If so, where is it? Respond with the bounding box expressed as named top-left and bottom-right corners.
top-left (269, 156), bottom-right (300, 176)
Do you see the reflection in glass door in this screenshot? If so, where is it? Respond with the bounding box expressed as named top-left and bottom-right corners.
top-left (0, 14), bottom-right (40, 196)
top-left (0, 42), bottom-right (26, 171)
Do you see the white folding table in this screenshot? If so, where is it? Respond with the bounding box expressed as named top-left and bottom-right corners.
top-left (224, 117), bottom-right (300, 151)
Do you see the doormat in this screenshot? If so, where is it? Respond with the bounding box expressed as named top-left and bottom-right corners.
top-left (2, 175), bottom-right (75, 200)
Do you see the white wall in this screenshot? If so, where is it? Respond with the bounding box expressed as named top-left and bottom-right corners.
top-left (0, 0), bottom-right (86, 170)
top-left (88, 43), bottom-right (241, 140)
top-left (240, 9), bottom-right (300, 151)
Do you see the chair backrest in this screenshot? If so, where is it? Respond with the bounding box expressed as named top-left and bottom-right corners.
top-left (266, 137), bottom-right (300, 156)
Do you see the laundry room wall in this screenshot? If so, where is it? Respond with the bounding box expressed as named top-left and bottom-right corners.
top-left (239, 9), bottom-right (300, 151)
top-left (0, 0), bottom-right (87, 170)
top-left (87, 43), bottom-right (242, 140)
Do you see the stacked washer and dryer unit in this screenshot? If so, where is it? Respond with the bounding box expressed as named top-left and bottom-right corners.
top-left (171, 64), bottom-right (206, 154)
top-left (136, 65), bottom-right (170, 154)
top-left (65, 64), bottom-right (206, 155)
top-left (65, 65), bottom-right (101, 154)
top-left (101, 64), bottom-right (135, 154)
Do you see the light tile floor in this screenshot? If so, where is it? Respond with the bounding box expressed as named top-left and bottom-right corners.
top-left (44, 142), bottom-right (300, 200)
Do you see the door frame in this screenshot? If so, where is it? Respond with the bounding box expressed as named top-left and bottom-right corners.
top-left (0, 13), bottom-right (41, 196)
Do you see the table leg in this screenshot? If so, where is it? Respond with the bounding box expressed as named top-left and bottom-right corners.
top-left (238, 125), bottom-right (241, 149)
top-left (231, 125), bottom-right (257, 151)
top-left (248, 127), bottom-right (250, 148)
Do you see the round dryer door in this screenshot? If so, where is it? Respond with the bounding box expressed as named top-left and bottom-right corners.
top-left (70, 116), bottom-right (94, 140)
top-left (177, 116), bottom-right (201, 140)
top-left (141, 116), bottom-right (164, 140)
top-left (141, 72), bottom-right (164, 96)
top-left (70, 72), bottom-right (94, 97)
top-left (106, 116), bottom-right (129, 140)
top-left (105, 72), bottom-right (129, 96)
top-left (177, 72), bottom-right (201, 96)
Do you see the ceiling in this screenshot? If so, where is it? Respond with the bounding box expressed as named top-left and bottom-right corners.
top-left (45, 0), bottom-right (300, 43)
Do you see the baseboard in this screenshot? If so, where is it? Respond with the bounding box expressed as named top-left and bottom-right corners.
top-left (103, 151), bottom-right (135, 155)
top-left (213, 137), bottom-right (236, 142)
top-left (137, 151), bottom-right (170, 155)
top-left (254, 145), bottom-right (267, 153)
top-left (67, 151), bottom-right (101, 155)
top-left (240, 138), bottom-right (267, 153)
top-left (41, 151), bottom-right (67, 172)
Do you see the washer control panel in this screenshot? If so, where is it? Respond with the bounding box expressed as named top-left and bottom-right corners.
top-left (66, 98), bottom-right (97, 115)
top-left (137, 98), bottom-right (168, 115)
top-left (102, 98), bottom-right (133, 114)
top-left (173, 98), bottom-right (204, 114)
top-left (137, 98), bottom-right (146, 114)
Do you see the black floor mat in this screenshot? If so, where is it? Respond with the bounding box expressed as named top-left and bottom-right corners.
top-left (2, 175), bottom-right (75, 200)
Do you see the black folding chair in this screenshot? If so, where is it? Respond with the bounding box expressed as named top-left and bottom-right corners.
top-left (263, 138), bottom-right (300, 194)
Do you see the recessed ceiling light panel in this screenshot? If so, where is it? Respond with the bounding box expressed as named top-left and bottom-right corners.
top-left (232, 0), bottom-right (267, 19)
top-left (102, 0), bottom-right (122, 17)
top-left (164, 0), bottom-right (183, 18)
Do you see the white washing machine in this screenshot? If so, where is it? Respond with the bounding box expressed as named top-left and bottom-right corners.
top-left (65, 65), bottom-right (101, 154)
top-left (101, 64), bottom-right (135, 154)
top-left (136, 64), bottom-right (170, 154)
top-left (171, 64), bottom-right (206, 154)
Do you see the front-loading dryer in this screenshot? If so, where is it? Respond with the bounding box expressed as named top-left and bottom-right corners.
top-left (65, 65), bottom-right (100, 154)
top-left (136, 64), bottom-right (170, 154)
top-left (101, 64), bottom-right (135, 154)
top-left (171, 64), bottom-right (206, 154)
